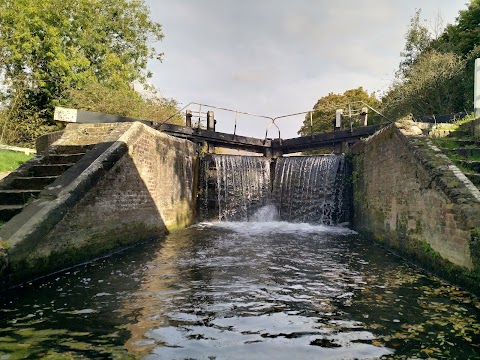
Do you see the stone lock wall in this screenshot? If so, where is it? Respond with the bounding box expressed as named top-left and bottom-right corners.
top-left (1, 122), bottom-right (197, 284)
top-left (351, 121), bottom-right (480, 281)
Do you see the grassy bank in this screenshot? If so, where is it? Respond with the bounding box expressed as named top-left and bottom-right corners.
top-left (0, 150), bottom-right (33, 172)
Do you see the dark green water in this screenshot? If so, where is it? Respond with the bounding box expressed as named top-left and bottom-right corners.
top-left (1, 221), bottom-right (479, 359)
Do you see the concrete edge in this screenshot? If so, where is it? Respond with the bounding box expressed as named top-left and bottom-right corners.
top-left (0, 144), bottom-right (36, 155)
top-left (35, 131), bottom-right (65, 153)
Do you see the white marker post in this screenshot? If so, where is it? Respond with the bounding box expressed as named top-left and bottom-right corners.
top-left (335, 109), bottom-right (343, 130)
top-left (335, 109), bottom-right (343, 153)
top-left (361, 107), bottom-right (368, 126)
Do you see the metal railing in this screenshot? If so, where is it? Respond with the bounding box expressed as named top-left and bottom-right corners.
top-left (159, 101), bottom-right (392, 140)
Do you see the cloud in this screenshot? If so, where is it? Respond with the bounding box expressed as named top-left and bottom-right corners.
top-left (146, 0), bottom-right (468, 137)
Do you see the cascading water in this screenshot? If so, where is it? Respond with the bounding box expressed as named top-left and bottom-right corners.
top-left (273, 155), bottom-right (348, 225)
top-left (200, 154), bottom-right (350, 225)
top-left (201, 155), bottom-right (271, 221)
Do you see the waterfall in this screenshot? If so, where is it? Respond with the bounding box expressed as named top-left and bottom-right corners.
top-left (201, 155), bottom-right (271, 221)
top-left (272, 155), bottom-right (348, 225)
top-left (200, 154), bottom-right (349, 225)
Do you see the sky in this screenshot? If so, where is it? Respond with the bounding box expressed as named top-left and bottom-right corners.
top-left (145, 0), bottom-right (469, 139)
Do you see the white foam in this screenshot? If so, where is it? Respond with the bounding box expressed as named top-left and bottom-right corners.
top-left (197, 220), bottom-right (356, 236)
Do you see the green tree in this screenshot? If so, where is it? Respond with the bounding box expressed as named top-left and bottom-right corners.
top-left (434, 0), bottom-right (480, 111)
top-left (298, 87), bottom-right (380, 136)
top-left (439, 0), bottom-right (480, 56)
top-left (399, 9), bottom-right (432, 76)
top-left (382, 3), bottom-right (480, 119)
top-left (382, 50), bottom-right (466, 120)
top-left (0, 0), bottom-right (164, 145)
top-left (67, 82), bottom-right (183, 125)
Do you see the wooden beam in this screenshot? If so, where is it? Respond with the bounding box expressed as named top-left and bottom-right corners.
top-left (271, 124), bottom-right (387, 154)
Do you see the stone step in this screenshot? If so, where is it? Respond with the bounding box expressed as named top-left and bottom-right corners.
top-left (465, 173), bottom-right (480, 187)
top-left (455, 160), bottom-right (480, 173)
top-left (0, 190), bottom-right (41, 205)
top-left (43, 153), bottom-right (86, 165)
top-left (28, 163), bottom-right (75, 177)
top-left (441, 148), bottom-right (480, 157)
top-left (430, 129), bottom-right (470, 138)
top-left (435, 139), bottom-right (480, 148)
top-left (0, 205), bottom-right (24, 222)
top-left (9, 176), bottom-right (58, 190)
top-left (49, 144), bottom-right (95, 154)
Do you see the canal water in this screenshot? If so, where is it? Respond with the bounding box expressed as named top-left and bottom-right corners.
top-left (1, 154), bottom-right (479, 359)
top-left (1, 217), bottom-right (479, 359)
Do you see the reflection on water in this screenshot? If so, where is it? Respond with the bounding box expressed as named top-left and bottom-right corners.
top-left (1, 220), bottom-right (479, 359)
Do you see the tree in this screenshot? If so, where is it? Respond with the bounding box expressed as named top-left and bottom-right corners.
top-left (382, 3), bottom-right (480, 119)
top-left (439, 0), bottom-right (480, 56)
top-left (382, 50), bottom-right (466, 120)
top-left (0, 0), bottom-right (164, 144)
top-left (67, 82), bottom-right (183, 125)
top-left (433, 0), bottom-right (480, 110)
top-left (399, 9), bottom-right (432, 76)
top-left (298, 87), bottom-right (380, 136)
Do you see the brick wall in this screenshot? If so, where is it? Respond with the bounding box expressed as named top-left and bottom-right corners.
top-left (351, 121), bottom-right (480, 271)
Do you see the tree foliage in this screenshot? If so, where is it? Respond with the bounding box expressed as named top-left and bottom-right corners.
top-left (399, 9), bottom-right (432, 76)
top-left (0, 0), bottom-right (166, 145)
top-left (383, 51), bottom-right (466, 119)
top-left (298, 87), bottom-right (380, 136)
top-left (382, 1), bottom-right (480, 119)
top-left (439, 0), bottom-right (480, 56)
top-left (68, 83), bottom-right (183, 124)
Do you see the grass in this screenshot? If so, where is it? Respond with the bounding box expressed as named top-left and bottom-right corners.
top-left (449, 153), bottom-right (480, 162)
top-left (0, 150), bottom-right (34, 172)
top-left (432, 137), bottom-right (479, 149)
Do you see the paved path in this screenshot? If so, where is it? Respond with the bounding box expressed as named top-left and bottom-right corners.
top-left (0, 172), bottom-right (10, 180)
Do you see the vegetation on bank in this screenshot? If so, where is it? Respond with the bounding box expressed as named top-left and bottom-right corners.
top-left (300, 1), bottom-right (480, 135)
top-left (0, 0), bottom-right (182, 148)
top-left (0, 150), bottom-right (33, 172)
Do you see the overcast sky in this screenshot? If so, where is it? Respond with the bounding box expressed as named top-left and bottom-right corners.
top-left (145, 0), bottom-right (468, 138)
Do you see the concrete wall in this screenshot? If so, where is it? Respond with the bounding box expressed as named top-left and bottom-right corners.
top-left (351, 121), bottom-right (480, 284)
top-left (0, 122), bottom-right (197, 285)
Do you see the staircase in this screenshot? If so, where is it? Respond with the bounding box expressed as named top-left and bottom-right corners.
top-left (0, 145), bottom-right (95, 222)
top-left (432, 127), bottom-right (480, 189)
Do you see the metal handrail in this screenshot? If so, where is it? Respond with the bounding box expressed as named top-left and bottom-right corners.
top-left (159, 101), bottom-right (392, 140)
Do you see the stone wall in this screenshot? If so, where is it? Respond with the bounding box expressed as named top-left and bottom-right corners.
top-left (56, 122), bottom-right (134, 145)
top-left (1, 122), bottom-right (197, 285)
top-left (351, 121), bottom-right (480, 281)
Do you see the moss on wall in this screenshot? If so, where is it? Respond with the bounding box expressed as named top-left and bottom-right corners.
top-left (470, 227), bottom-right (480, 269)
top-left (351, 121), bottom-right (480, 294)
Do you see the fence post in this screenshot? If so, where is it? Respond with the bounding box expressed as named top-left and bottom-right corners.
top-left (207, 111), bottom-right (216, 131)
top-left (185, 110), bottom-right (192, 127)
top-left (335, 109), bottom-right (343, 131)
top-left (334, 109), bottom-right (343, 153)
top-left (360, 107), bottom-right (368, 126)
